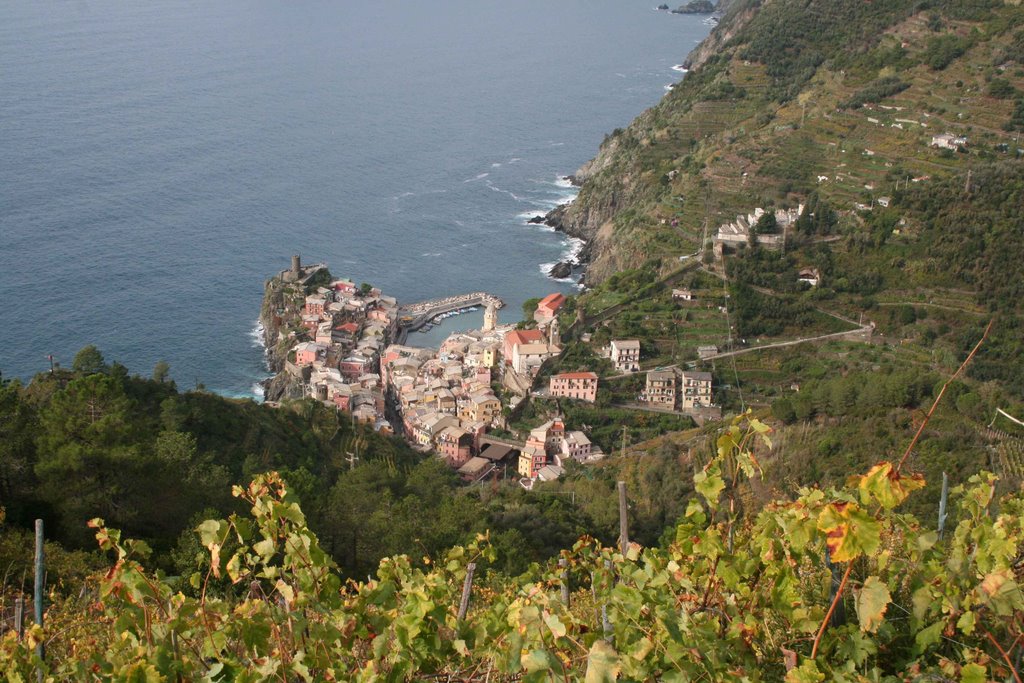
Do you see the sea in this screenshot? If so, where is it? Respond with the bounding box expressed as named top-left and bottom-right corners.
top-left (0, 1), bottom-right (712, 397)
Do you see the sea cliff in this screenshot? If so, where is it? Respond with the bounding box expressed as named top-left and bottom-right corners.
top-left (542, 0), bottom-right (756, 285)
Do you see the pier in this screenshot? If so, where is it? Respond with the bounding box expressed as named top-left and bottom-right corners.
top-left (396, 292), bottom-right (504, 343)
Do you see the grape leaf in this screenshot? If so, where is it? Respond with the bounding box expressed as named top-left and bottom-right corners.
top-left (855, 576), bottom-right (890, 633)
top-left (817, 502), bottom-right (881, 562)
top-left (855, 462), bottom-right (925, 509)
top-left (585, 641), bottom-right (620, 683)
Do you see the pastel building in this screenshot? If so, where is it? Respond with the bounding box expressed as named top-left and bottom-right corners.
top-left (294, 342), bottom-right (328, 367)
top-left (534, 292), bottom-right (566, 327)
top-left (503, 329), bottom-right (545, 365)
top-left (680, 371), bottom-right (713, 409)
top-left (549, 372), bottom-right (598, 402)
top-left (645, 369), bottom-right (677, 409)
top-left (610, 340), bottom-right (641, 373)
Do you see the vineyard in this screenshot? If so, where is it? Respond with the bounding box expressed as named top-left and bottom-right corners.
top-left (2, 415), bottom-right (1022, 682)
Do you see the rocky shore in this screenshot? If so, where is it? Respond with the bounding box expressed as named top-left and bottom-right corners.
top-left (258, 280), bottom-right (300, 402)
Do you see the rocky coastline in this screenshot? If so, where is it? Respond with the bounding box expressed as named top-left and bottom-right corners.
top-left (538, 175), bottom-right (592, 286)
top-left (257, 272), bottom-right (316, 402)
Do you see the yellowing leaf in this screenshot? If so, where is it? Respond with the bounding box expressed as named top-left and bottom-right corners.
top-left (585, 640), bottom-right (620, 683)
top-left (960, 663), bottom-right (987, 683)
top-left (856, 462), bottom-right (925, 509)
top-left (855, 576), bottom-right (890, 633)
top-left (276, 579), bottom-right (295, 608)
top-left (694, 460), bottom-right (726, 509)
top-left (544, 612), bottom-right (567, 639)
top-left (785, 658), bottom-right (825, 683)
top-left (523, 649), bottom-right (556, 674)
top-left (956, 610), bottom-right (976, 635)
top-left (817, 502), bottom-right (881, 563)
top-left (978, 569), bottom-right (1024, 616)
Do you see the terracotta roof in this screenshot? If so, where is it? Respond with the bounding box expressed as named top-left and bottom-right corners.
top-left (553, 372), bottom-right (598, 380)
top-left (506, 329), bottom-right (545, 346)
top-left (537, 292), bottom-right (566, 309)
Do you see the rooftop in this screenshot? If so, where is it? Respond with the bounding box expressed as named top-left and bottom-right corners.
top-left (537, 292), bottom-right (567, 309)
top-left (553, 371), bottom-right (599, 381)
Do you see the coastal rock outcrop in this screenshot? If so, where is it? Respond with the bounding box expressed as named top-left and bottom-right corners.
top-left (682, 0), bottom-right (753, 71)
top-left (548, 261), bottom-right (573, 279)
top-left (546, 0), bottom-right (757, 285)
top-left (672, 1), bottom-right (715, 14)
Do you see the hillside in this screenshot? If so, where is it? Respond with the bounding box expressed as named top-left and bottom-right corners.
top-left (557, 0), bottom-right (1024, 288)
top-left (533, 0), bottom-right (1024, 504)
top-left (4, 2), bottom-right (1024, 678)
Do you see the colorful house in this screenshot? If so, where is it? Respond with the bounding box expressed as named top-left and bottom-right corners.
top-left (534, 292), bottom-right (566, 326)
top-left (610, 340), bottom-right (641, 372)
top-left (503, 329), bottom-right (545, 365)
top-left (294, 342), bottom-right (327, 367)
top-left (549, 372), bottom-right (598, 402)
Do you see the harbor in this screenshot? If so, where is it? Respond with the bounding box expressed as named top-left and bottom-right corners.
top-left (396, 292), bottom-right (505, 344)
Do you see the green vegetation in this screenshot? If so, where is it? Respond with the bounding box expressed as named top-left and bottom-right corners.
top-left (3, 419), bottom-right (1023, 681)
top-left (841, 76), bottom-right (911, 109)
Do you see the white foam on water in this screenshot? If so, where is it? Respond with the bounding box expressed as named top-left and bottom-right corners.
top-left (491, 162), bottom-right (501, 168)
top-left (554, 176), bottom-right (574, 188)
top-left (249, 319), bottom-right (266, 349)
top-left (562, 236), bottom-right (586, 262)
top-left (539, 236), bottom-right (586, 287)
top-left (251, 382), bottom-right (266, 400)
top-left (485, 180), bottom-right (526, 202)
top-left (420, 252), bottom-right (442, 257)
top-left (517, 209), bottom-right (548, 221)
top-left (664, 84), bottom-right (675, 91)
top-left (671, 64), bottom-right (689, 73)
top-left (464, 172), bottom-right (490, 182)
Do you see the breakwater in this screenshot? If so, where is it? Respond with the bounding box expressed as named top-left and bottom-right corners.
top-left (397, 293), bottom-right (504, 343)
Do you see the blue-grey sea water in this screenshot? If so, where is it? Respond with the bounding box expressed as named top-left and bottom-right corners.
top-left (0, 1), bottom-right (711, 396)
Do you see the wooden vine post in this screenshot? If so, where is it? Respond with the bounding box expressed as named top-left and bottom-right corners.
top-left (457, 562), bottom-right (476, 622)
top-left (617, 481), bottom-right (629, 556)
top-left (558, 558), bottom-right (569, 606)
top-left (34, 519), bottom-right (45, 682)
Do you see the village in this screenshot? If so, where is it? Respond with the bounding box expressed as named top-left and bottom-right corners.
top-left (264, 259), bottom-right (721, 489)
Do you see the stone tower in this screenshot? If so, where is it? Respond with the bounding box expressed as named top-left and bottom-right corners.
top-left (483, 302), bottom-right (498, 332)
top-left (548, 315), bottom-right (560, 346)
top-left (283, 254), bottom-right (302, 283)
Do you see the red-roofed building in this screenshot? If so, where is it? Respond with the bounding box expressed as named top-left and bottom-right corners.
top-left (534, 293), bottom-right (566, 326)
top-left (549, 372), bottom-right (598, 402)
top-left (503, 328), bottom-right (545, 365)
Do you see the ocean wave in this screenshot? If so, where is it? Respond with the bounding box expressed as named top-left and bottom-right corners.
top-left (554, 176), bottom-right (575, 189)
top-left (491, 162), bottom-right (501, 168)
top-left (539, 262), bottom-right (584, 288)
top-left (420, 252), bottom-right (442, 257)
top-left (671, 64), bottom-right (689, 74)
top-left (664, 84), bottom-right (675, 91)
top-left (464, 172), bottom-right (490, 182)
top-left (561, 237), bottom-right (586, 262)
top-left (485, 180), bottom-right (526, 202)
top-left (249, 319), bottom-right (266, 349)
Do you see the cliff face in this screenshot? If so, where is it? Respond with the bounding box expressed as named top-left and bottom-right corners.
top-left (258, 274), bottom-right (316, 402)
top-left (550, 0), bottom-right (1024, 286)
top-left (549, 0), bottom-right (761, 285)
top-left (683, 0), bottom-right (758, 71)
